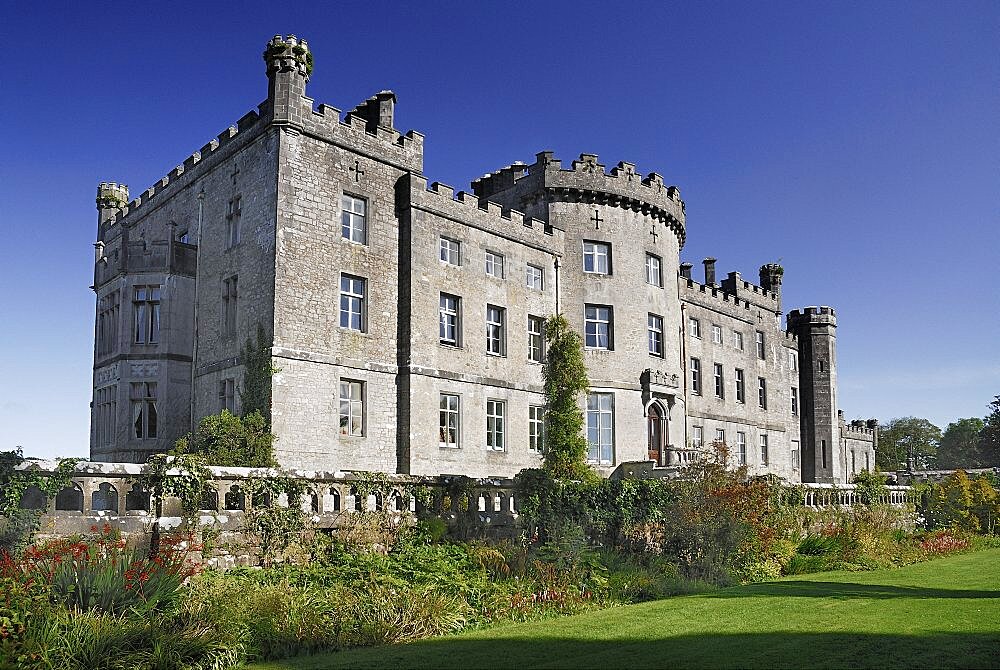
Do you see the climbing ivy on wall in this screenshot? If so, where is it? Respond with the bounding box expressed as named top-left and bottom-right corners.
top-left (542, 314), bottom-right (596, 482)
top-left (0, 449), bottom-right (80, 555)
top-left (239, 323), bottom-right (279, 423)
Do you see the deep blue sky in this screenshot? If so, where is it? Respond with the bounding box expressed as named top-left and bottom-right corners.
top-left (2, 1), bottom-right (997, 460)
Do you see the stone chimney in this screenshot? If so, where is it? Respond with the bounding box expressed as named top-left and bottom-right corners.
top-left (679, 262), bottom-right (693, 279)
top-left (702, 257), bottom-right (717, 285)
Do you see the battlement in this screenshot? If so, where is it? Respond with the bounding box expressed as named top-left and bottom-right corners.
top-left (471, 151), bottom-right (685, 246)
top-left (787, 306), bottom-right (837, 327)
top-left (679, 276), bottom-right (759, 318)
top-left (263, 34), bottom-right (312, 81)
top-left (405, 173), bottom-right (558, 248)
top-left (842, 417), bottom-right (878, 440)
top-left (301, 102), bottom-right (423, 170)
top-left (96, 183), bottom-right (129, 211)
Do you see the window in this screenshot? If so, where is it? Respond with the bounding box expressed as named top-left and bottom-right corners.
top-left (792, 440), bottom-right (800, 471)
top-left (439, 293), bottom-right (461, 346)
top-left (791, 387), bottom-right (798, 415)
top-left (692, 426), bottom-right (704, 448)
top-left (737, 431), bottom-right (747, 465)
top-left (218, 379), bottom-right (236, 414)
top-left (339, 380), bottom-right (364, 436)
top-left (222, 277), bottom-right (237, 338)
top-left (758, 377), bottom-right (767, 409)
top-left (486, 399), bottom-right (506, 451)
top-left (735, 369), bottom-right (745, 403)
top-left (819, 359), bottom-right (826, 372)
top-left (822, 439), bottom-right (827, 468)
top-left (689, 317), bottom-right (701, 338)
top-left (485, 250), bottom-right (505, 278)
top-left (133, 286), bottom-right (161, 344)
top-left (527, 315), bottom-right (545, 362)
top-left (341, 194), bottom-right (366, 244)
top-left (226, 196), bottom-right (242, 248)
top-left (586, 393), bottom-right (614, 464)
top-left (130, 382), bottom-right (157, 439)
top-left (526, 264), bottom-right (544, 290)
top-left (97, 291), bottom-right (120, 356)
top-left (760, 434), bottom-right (769, 465)
top-left (584, 304), bottom-right (613, 349)
top-left (713, 363), bottom-right (724, 399)
top-left (583, 241), bottom-right (610, 274)
top-left (715, 428), bottom-right (726, 445)
top-left (339, 274), bottom-right (366, 331)
top-left (756, 331), bottom-right (766, 359)
top-left (176, 229), bottom-right (190, 244)
top-left (529, 405), bottom-right (545, 453)
top-left (788, 350), bottom-right (797, 371)
top-left (645, 253), bottom-right (662, 287)
top-left (865, 451), bottom-right (870, 471)
top-left (647, 314), bottom-right (664, 357)
top-left (486, 305), bottom-right (506, 356)
top-left (690, 357), bottom-right (701, 394)
top-left (94, 385), bottom-right (116, 447)
top-left (440, 236), bottom-right (461, 265)
top-left (852, 450), bottom-right (857, 475)
top-left (712, 324), bottom-right (723, 344)
top-left (439, 393), bottom-right (460, 447)
top-left (733, 330), bottom-right (744, 351)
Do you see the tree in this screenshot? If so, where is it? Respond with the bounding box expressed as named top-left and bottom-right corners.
top-left (937, 418), bottom-right (985, 469)
top-left (978, 395), bottom-right (1000, 467)
top-left (876, 417), bottom-right (940, 471)
top-left (541, 314), bottom-right (596, 481)
top-left (172, 410), bottom-right (276, 468)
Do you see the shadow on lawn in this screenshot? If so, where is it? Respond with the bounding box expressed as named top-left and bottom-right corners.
top-left (265, 631), bottom-right (1000, 670)
top-left (707, 581), bottom-right (999, 601)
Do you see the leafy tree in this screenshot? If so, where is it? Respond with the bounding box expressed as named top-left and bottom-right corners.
top-left (978, 395), bottom-right (1000, 467)
top-left (541, 314), bottom-right (595, 481)
top-left (937, 418), bottom-right (985, 469)
top-left (876, 417), bottom-right (940, 471)
top-left (172, 410), bottom-right (276, 468)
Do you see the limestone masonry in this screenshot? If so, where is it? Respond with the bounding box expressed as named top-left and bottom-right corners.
top-left (89, 35), bottom-right (875, 483)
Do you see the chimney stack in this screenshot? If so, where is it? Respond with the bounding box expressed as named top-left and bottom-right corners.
top-left (679, 262), bottom-right (693, 279)
top-left (702, 257), bottom-right (717, 285)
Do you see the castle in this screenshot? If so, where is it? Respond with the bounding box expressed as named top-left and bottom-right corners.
top-left (89, 35), bottom-right (875, 484)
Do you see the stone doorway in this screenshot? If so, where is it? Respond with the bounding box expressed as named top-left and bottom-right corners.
top-left (648, 403), bottom-right (666, 465)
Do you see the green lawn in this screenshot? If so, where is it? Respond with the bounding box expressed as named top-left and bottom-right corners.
top-left (251, 549), bottom-right (1000, 669)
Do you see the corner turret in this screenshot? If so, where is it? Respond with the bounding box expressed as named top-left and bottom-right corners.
top-left (759, 263), bottom-right (783, 295)
top-left (96, 182), bottom-right (128, 241)
top-left (263, 34), bottom-right (312, 124)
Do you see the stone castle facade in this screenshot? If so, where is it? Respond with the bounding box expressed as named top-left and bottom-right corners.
top-left (89, 35), bottom-right (875, 484)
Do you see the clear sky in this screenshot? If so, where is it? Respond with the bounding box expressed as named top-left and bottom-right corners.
top-left (1, 0), bottom-right (997, 460)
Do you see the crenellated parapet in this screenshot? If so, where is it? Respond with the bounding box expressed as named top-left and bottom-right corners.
top-left (471, 151), bottom-right (686, 247)
top-left (787, 306), bottom-right (837, 328)
top-left (96, 182), bottom-right (129, 211)
top-left (263, 34), bottom-right (313, 81)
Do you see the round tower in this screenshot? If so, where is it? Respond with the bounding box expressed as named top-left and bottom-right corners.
top-left (787, 306), bottom-right (840, 483)
top-left (96, 182), bottom-right (129, 225)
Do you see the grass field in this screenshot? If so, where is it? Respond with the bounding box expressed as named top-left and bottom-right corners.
top-left (251, 548), bottom-right (1000, 669)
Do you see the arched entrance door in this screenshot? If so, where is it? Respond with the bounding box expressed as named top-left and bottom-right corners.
top-left (648, 403), bottom-right (666, 465)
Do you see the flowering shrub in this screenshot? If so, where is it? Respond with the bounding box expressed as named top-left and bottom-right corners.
top-left (917, 529), bottom-right (971, 556)
top-left (1, 525), bottom-right (200, 615)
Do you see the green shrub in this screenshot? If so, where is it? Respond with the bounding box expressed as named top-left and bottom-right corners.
top-left (172, 410), bottom-right (276, 468)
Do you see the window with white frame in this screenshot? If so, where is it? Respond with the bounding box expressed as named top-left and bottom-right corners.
top-left (791, 387), bottom-right (798, 415)
top-left (735, 368), bottom-right (745, 403)
top-left (439, 393), bottom-right (460, 447)
top-left (339, 379), bottom-right (364, 436)
top-left (226, 196), bottom-right (242, 249)
top-left (692, 426), bottom-right (704, 449)
top-left (716, 428), bottom-right (726, 445)
top-left (760, 434), bottom-right (769, 465)
top-left (758, 377), bottom-right (767, 409)
top-left (486, 305), bottom-right (506, 356)
top-left (439, 293), bottom-right (461, 346)
top-left (689, 317), bottom-right (701, 338)
top-left (529, 405), bottom-right (545, 453)
top-left (94, 386), bottom-right (116, 447)
top-left (713, 363), bottom-right (724, 399)
top-left (690, 357), bottom-right (702, 394)
top-left (586, 392), bottom-right (614, 464)
top-left (526, 264), bottom-right (544, 290)
top-left (485, 250), bottom-right (505, 278)
top-left (737, 431), bottom-right (747, 464)
top-left (792, 440), bottom-right (800, 471)
top-left (134, 286), bottom-right (161, 344)
top-left (645, 253), bottom-right (662, 287)
top-left (648, 313), bottom-right (664, 357)
top-left (527, 315), bottom-right (545, 363)
top-left (341, 194), bottom-right (366, 244)
top-left (440, 236), bottom-right (461, 265)
top-left (788, 349), bottom-right (797, 371)
top-left (733, 330), bottom-right (744, 351)
top-left (583, 241), bottom-right (610, 274)
top-left (340, 274), bottom-right (366, 331)
top-left (584, 304), bottom-right (613, 349)
top-left (221, 277), bottom-right (237, 338)
top-left (756, 330), bottom-right (766, 359)
top-left (712, 324), bottom-right (723, 344)
top-left (218, 379), bottom-right (236, 414)
top-left (130, 382), bottom-right (157, 439)
top-left (486, 399), bottom-right (505, 451)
